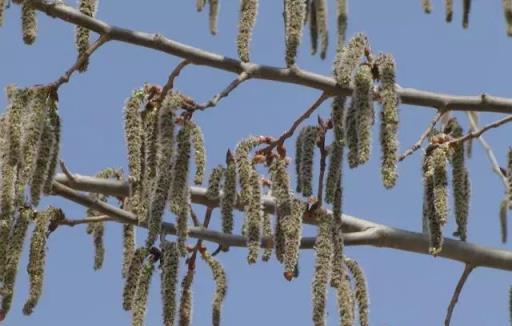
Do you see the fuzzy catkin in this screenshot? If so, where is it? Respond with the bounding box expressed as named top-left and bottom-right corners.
top-left (336, 273), bottom-right (354, 326)
top-left (311, 212), bottom-right (333, 326)
top-left (237, 0), bottom-right (258, 62)
top-left (309, 0), bottom-right (318, 55)
top-left (132, 256), bottom-right (156, 326)
top-left (314, 0), bottom-right (328, 59)
top-left (209, 0), bottom-right (220, 35)
top-left (234, 136), bottom-right (261, 205)
top-left (30, 114), bottom-right (53, 207)
top-left (21, 3), bottom-right (37, 45)
top-left (122, 224), bottom-right (136, 278)
top-left (334, 33), bottom-right (368, 88)
top-left (261, 211), bottom-right (273, 261)
top-left (189, 121), bottom-right (206, 185)
top-left (282, 199), bottom-right (306, 280)
top-left (89, 223), bottom-right (105, 270)
top-left (422, 0), bottom-right (432, 13)
top-left (197, 0), bottom-right (206, 11)
top-left (422, 152), bottom-right (435, 233)
top-left (123, 247), bottom-right (147, 311)
top-left (353, 64), bottom-right (374, 165)
top-left (246, 169), bottom-right (262, 264)
top-left (378, 54), bottom-right (399, 189)
top-left (76, 0), bottom-right (99, 71)
top-left (6, 86), bottom-right (29, 167)
top-left (463, 0), bottom-right (471, 28)
top-left (325, 96), bottom-right (345, 203)
top-left (0, 0), bottom-right (4, 27)
top-left (170, 122), bottom-right (191, 216)
top-left (299, 126), bottom-right (319, 197)
top-left (221, 150), bottom-right (237, 235)
top-left (345, 258), bottom-right (369, 326)
top-left (432, 146), bottom-right (449, 226)
top-left (504, 0), bottom-right (512, 36)
top-left (345, 99), bottom-right (359, 168)
top-left (206, 165), bottom-right (225, 200)
top-left (500, 197), bottom-right (508, 243)
top-left (269, 157), bottom-right (292, 218)
top-left (295, 127), bottom-right (308, 193)
top-left (42, 101), bottom-right (60, 195)
top-left (161, 241), bottom-right (179, 326)
top-left (178, 270), bottom-right (195, 326)
top-left (445, 0), bottom-right (453, 22)
top-left (284, 0), bottom-right (306, 67)
top-left (201, 250), bottom-right (227, 326)
top-left (23, 207), bottom-right (52, 315)
top-left (176, 193), bottom-right (190, 257)
top-left (1, 207), bottom-right (32, 315)
top-left (140, 107), bottom-right (159, 224)
top-left (146, 96), bottom-right (176, 247)
top-left (336, 0), bottom-right (347, 48)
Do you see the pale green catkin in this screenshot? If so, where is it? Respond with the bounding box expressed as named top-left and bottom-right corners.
top-left (189, 121), bottom-right (206, 185)
top-left (463, 0), bottom-right (471, 28)
top-left (299, 126), bottom-right (319, 197)
top-left (309, 0), bottom-right (318, 55)
top-left (132, 255), bottom-right (156, 326)
top-left (76, 0), bottom-right (99, 72)
top-left (284, 0), bottom-right (306, 67)
top-left (146, 96), bottom-right (176, 247)
top-left (161, 241), bottom-right (179, 326)
top-left (345, 99), bottom-right (359, 169)
top-left (21, 3), bottom-right (37, 45)
top-left (509, 286), bottom-right (512, 325)
top-left (422, 0), bottom-right (432, 13)
top-left (197, 0), bottom-right (206, 12)
top-left (221, 150), bottom-right (237, 235)
top-left (206, 165), bottom-right (225, 200)
top-left (448, 119), bottom-right (470, 241)
top-left (354, 64), bottom-right (374, 166)
top-left (209, 0), bottom-right (220, 35)
top-left (508, 147), bottom-right (512, 207)
top-left (42, 101), bottom-right (61, 195)
top-left (325, 96), bottom-right (345, 203)
top-left (23, 207), bottom-right (53, 315)
top-left (504, 0), bottom-right (512, 36)
top-left (176, 193), bottom-right (190, 257)
top-left (295, 127), bottom-right (308, 193)
top-left (336, 273), bottom-right (354, 326)
top-left (445, 0), bottom-right (453, 22)
top-left (87, 222), bottom-right (105, 270)
top-left (201, 250), bottom-right (227, 326)
top-left (345, 258), bottom-right (369, 326)
top-left (336, 0), bottom-right (347, 48)
top-left (140, 107), bottom-right (159, 224)
top-left (274, 213), bottom-right (285, 263)
top-left (312, 212), bottom-right (333, 326)
top-left (237, 0), bottom-right (258, 62)
top-left (378, 54), bottom-right (399, 189)
top-left (422, 152), bottom-right (434, 234)
top-left (0, 0), bottom-right (4, 27)
top-left (334, 33), bottom-right (368, 88)
top-left (314, 0), bottom-right (328, 59)
top-left (261, 211), bottom-right (273, 261)
top-left (178, 270), bottom-right (195, 326)
top-left (500, 196), bottom-right (508, 243)
top-left (123, 247), bottom-right (147, 311)
top-left (170, 122), bottom-right (191, 216)
top-left (0, 207), bottom-right (32, 316)
top-left (282, 199), bottom-right (306, 280)
top-left (30, 112), bottom-right (53, 207)
top-left (432, 146), bottom-right (449, 227)
top-left (6, 86), bottom-right (29, 167)
top-left (246, 169), bottom-right (262, 264)
top-left (330, 213), bottom-right (344, 290)
top-left (122, 224), bottom-right (136, 278)
top-left (269, 157), bottom-right (292, 218)
top-left (234, 136), bottom-right (261, 205)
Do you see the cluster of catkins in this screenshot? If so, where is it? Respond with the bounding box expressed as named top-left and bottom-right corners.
top-left (421, 0), bottom-right (472, 28)
top-left (422, 119), bottom-right (471, 255)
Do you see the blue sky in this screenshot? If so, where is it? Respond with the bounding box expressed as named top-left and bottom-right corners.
top-left (1, 1), bottom-right (512, 325)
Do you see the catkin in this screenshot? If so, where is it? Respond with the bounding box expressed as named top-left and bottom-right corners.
top-left (508, 147), bottom-right (512, 207)
top-left (30, 113), bottom-right (53, 207)
top-left (76, 0), bottom-right (99, 72)
top-left (345, 258), bottom-right (369, 326)
top-left (504, 0), bottom-right (512, 36)
top-left (6, 86), bottom-right (29, 167)
top-left (463, 0), bottom-right (471, 28)
top-left (314, 0), bottom-right (328, 59)
top-left (140, 107), bottom-right (159, 224)
top-left (284, 0), bottom-right (307, 67)
top-left (178, 270), bottom-right (195, 326)
top-left (123, 247), bottom-right (147, 311)
top-left (146, 96), bottom-right (176, 247)
top-left (246, 169), bottom-right (262, 264)
top-left (311, 212), bottom-right (333, 326)
top-left (122, 224), bottom-right (136, 278)
top-left (282, 199), bottom-right (306, 280)
top-left (422, 151), bottom-right (435, 234)
top-left (336, 273), bottom-right (354, 326)
top-left (21, 3), bottom-right (37, 45)
top-left (445, 0), bottom-right (453, 22)
top-left (0, 207), bottom-right (32, 315)
top-left (42, 101), bottom-right (61, 195)
top-left (23, 207), bottom-right (53, 315)
top-left (269, 157), bottom-right (292, 218)
top-left (237, 0), bottom-right (258, 62)
top-left (132, 255), bottom-right (156, 326)
top-left (334, 33), bottom-right (368, 88)
top-left (209, 0), bottom-right (220, 35)
top-left (170, 122), bottom-right (191, 216)
top-left (422, 0), bottom-right (432, 13)
top-left (197, 0), bottom-right (206, 12)
top-left (326, 96), bottom-right (345, 203)
top-left (161, 241), bottom-right (179, 326)
top-left (353, 64), bottom-right (374, 165)
top-left (295, 127), bottom-right (308, 193)
top-left (189, 121), bottom-right (206, 185)
top-left (206, 165), bottom-right (225, 200)
top-left (309, 0), bottom-right (318, 55)
top-left (345, 100), bottom-right (359, 169)
top-left (234, 136), bottom-right (262, 205)
top-left (378, 54), bottom-right (399, 189)
top-left (201, 250), bottom-right (227, 326)
top-left (0, 0), bottom-right (4, 27)
top-left (500, 196), bottom-right (508, 244)
top-left (336, 0), bottom-right (347, 48)
top-left (261, 211), bottom-right (273, 261)
top-left (176, 193), bottom-right (190, 257)
top-left (432, 146), bottom-right (449, 226)
top-left (86, 222), bottom-right (105, 270)
top-left (221, 150), bottom-right (237, 235)
top-left (299, 126), bottom-right (319, 197)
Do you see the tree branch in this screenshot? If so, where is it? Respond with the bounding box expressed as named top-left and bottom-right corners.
top-left (448, 114), bottom-right (512, 149)
top-left (399, 111), bottom-right (443, 162)
top-left (24, 0), bottom-right (512, 114)
top-left (444, 264), bottom-right (475, 326)
top-left (194, 72), bottom-right (249, 110)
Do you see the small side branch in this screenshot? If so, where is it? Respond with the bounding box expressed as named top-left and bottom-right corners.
top-left (449, 114), bottom-right (512, 149)
top-left (159, 59), bottom-right (190, 102)
top-left (399, 111), bottom-right (443, 162)
top-left (194, 72), bottom-right (250, 110)
top-left (58, 215), bottom-right (114, 227)
top-left (444, 264), bottom-right (475, 326)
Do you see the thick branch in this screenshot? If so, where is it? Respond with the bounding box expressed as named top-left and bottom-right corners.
top-left (26, 0), bottom-right (512, 114)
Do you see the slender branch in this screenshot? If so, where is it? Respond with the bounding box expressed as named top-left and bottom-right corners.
top-left (194, 72), bottom-right (250, 110)
top-left (444, 264), bottom-right (475, 326)
top-left (399, 112), bottom-right (443, 162)
top-left (58, 215), bottom-right (114, 227)
top-left (448, 114), bottom-right (512, 148)
top-left (23, 0), bottom-right (512, 114)
top-left (59, 160), bottom-right (77, 185)
top-left (159, 59), bottom-right (190, 102)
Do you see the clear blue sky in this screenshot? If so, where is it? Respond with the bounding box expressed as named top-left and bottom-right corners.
top-left (1, 1), bottom-right (511, 325)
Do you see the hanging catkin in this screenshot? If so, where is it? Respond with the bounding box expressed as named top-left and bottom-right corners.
top-left (422, 151), bottom-right (435, 233)
top-left (178, 270), bottom-right (195, 326)
top-left (353, 64), bottom-right (374, 165)
top-left (76, 0), bottom-right (99, 72)
top-left (131, 255), bottom-right (156, 326)
top-left (500, 196), bottom-right (508, 243)
top-left (261, 211), bottom-right (273, 261)
top-left (298, 126), bottom-right (319, 197)
top-left (23, 206), bottom-right (54, 315)
top-left (209, 0), bottom-right (220, 35)
top-left (345, 99), bottom-right (359, 169)
top-left (295, 127), bottom-right (308, 193)
top-left (378, 54), bottom-right (399, 189)
top-left (314, 0), bottom-right (328, 59)
top-left (122, 224), bottom-right (136, 278)
top-left (197, 0), bottom-right (206, 12)
top-left (284, 0), bottom-right (306, 67)
top-left (30, 114), bottom-right (54, 207)
top-left (311, 212), bottom-right (333, 326)
top-left (140, 107), bottom-right (159, 224)
top-left (462, 0), bottom-right (471, 28)
top-left (336, 0), bottom-right (347, 48)
top-left (309, 0), bottom-right (318, 55)
top-left (161, 241), bottom-right (179, 326)
top-left (422, 0), bottom-right (432, 13)
top-left (282, 199), bottom-right (306, 280)
top-left (345, 258), bottom-right (369, 326)
top-left (170, 122), bottom-right (192, 216)
top-left (335, 273), bottom-right (354, 326)
top-left (206, 165), bottom-right (225, 200)
top-left (146, 95), bottom-right (177, 247)
top-left (176, 193), bottom-right (190, 257)
top-left (504, 0), bottom-right (512, 36)
top-left (246, 169), bottom-right (262, 264)
top-left (445, 0), bottom-right (453, 22)
top-left (0, 0), bottom-right (4, 27)
top-left (21, 3), bottom-right (37, 45)
top-left (234, 136), bottom-right (262, 205)
top-left (201, 250), bottom-right (227, 326)
top-left (325, 96), bottom-right (345, 203)
top-left (221, 150), bottom-right (237, 236)
top-left (123, 247), bottom-right (147, 311)
top-left (508, 147), bottom-right (512, 207)
top-left (189, 121), bottom-right (206, 185)
top-left (237, 0), bottom-right (258, 62)
top-left (334, 33), bottom-right (368, 88)
top-left (42, 100), bottom-right (61, 195)
top-left (269, 157), bottom-right (292, 218)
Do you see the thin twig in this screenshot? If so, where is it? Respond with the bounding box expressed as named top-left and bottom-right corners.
top-left (399, 112), bottom-right (443, 161)
top-left (448, 114), bottom-right (512, 149)
top-left (194, 72), bottom-right (250, 110)
top-left (187, 207), bottom-right (214, 270)
top-left (59, 160), bottom-right (77, 185)
top-left (159, 59), bottom-right (190, 102)
top-left (444, 264), bottom-right (475, 326)
top-left (58, 215), bottom-right (114, 227)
